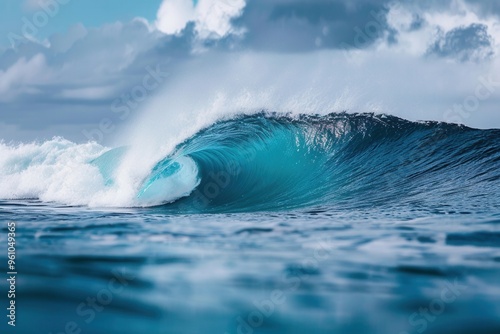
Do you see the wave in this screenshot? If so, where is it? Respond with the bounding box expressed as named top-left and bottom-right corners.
top-left (1, 113), bottom-right (499, 212)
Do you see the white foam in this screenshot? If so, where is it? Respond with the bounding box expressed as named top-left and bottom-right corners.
top-left (0, 137), bottom-right (201, 207)
top-left (0, 138), bottom-right (107, 205)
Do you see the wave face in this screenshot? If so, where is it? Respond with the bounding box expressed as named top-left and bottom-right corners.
top-left (1, 113), bottom-right (499, 211)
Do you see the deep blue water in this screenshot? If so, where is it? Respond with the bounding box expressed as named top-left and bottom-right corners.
top-left (1, 113), bottom-right (499, 333)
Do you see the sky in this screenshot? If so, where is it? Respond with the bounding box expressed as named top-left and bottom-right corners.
top-left (0, 0), bottom-right (500, 143)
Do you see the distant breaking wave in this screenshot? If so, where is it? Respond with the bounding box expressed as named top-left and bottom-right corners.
top-left (1, 113), bottom-right (499, 212)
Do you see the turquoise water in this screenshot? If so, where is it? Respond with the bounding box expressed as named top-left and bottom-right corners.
top-left (1, 113), bottom-right (499, 333)
top-left (2, 202), bottom-right (500, 334)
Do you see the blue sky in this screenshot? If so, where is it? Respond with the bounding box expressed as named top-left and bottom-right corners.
top-left (0, 0), bottom-right (162, 47)
top-left (1, 0), bottom-right (500, 142)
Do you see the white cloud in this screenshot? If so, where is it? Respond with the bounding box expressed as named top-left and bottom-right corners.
top-left (0, 53), bottom-right (52, 100)
top-left (49, 23), bottom-right (88, 52)
top-left (155, 0), bottom-right (246, 39)
top-left (155, 0), bottom-right (195, 35)
top-left (194, 0), bottom-right (246, 39)
top-left (383, 0), bottom-right (500, 57)
top-left (0, 19), bottom-right (171, 141)
top-left (3, 0), bottom-right (500, 143)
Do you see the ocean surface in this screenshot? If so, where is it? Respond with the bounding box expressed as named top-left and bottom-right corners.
top-left (1, 113), bottom-right (500, 334)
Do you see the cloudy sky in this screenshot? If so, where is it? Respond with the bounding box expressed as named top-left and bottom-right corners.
top-left (0, 0), bottom-right (499, 142)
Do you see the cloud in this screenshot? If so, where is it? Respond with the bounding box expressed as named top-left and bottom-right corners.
top-left (428, 23), bottom-right (494, 61)
top-left (380, 0), bottom-right (500, 59)
top-left (48, 23), bottom-right (88, 53)
top-left (464, 0), bottom-right (500, 18)
top-left (156, 0), bottom-right (195, 35)
top-left (0, 19), bottom-right (185, 141)
top-left (235, 0), bottom-right (393, 51)
top-left (0, 53), bottom-right (51, 99)
top-left (2, 0), bottom-right (500, 143)
top-left (195, 0), bottom-right (246, 38)
top-left (156, 0), bottom-right (246, 39)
